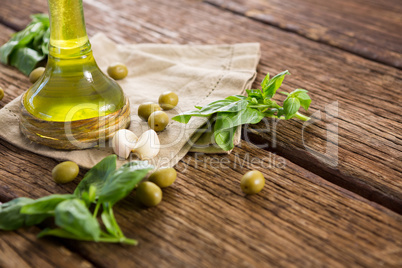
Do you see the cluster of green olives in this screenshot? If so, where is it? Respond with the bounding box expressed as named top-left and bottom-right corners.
top-left (137, 91), bottom-right (179, 132)
top-left (136, 167), bottom-right (177, 207)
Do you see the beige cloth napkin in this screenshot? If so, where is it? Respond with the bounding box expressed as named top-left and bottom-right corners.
top-left (0, 33), bottom-right (260, 169)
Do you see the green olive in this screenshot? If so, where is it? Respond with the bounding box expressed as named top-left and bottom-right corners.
top-left (138, 102), bottom-right (162, 121)
top-left (148, 111), bottom-right (169, 132)
top-left (136, 181), bottom-right (162, 207)
top-left (158, 91), bottom-right (179, 110)
top-left (107, 63), bottom-right (128, 80)
top-left (52, 161), bottom-right (79, 184)
top-left (29, 67), bottom-right (45, 84)
top-left (148, 167), bottom-right (177, 188)
top-left (0, 87), bottom-right (4, 101)
top-left (240, 170), bottom-right (265, 195)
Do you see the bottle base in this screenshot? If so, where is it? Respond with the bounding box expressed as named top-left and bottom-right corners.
top-left (19, 97), bottom-right (131, 150)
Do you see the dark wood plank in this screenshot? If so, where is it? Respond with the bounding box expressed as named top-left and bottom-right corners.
top-left (205, 0), bottom-right (402, 69)
top-left (0, 139), bottom-right (401, 267)
top-left (0, 0), bottom-right (400, 211)
top-left (0, 228), bottom-right (94, 268)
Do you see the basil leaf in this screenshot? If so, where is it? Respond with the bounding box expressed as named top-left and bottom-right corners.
top-left (198, 99), bottom-right (247, 114)
top-left (213, 108), bottom-right (264, 151)
top-left (172, 99), bottom-right (247, 123)
top-left (38, 228), bottom-right (93, 241)
top-left (74, 154), bottom-right (117, 198)
top-left (10, 47), bottom-right (45, 75)
top-left (30, 14), bottom-right (50, 27)
top-left (101, 203), bottom-right (122, 238)
top-left (290, 88), bottom-right (308, 95)
top-left (295, 93), bottom-right (311, 111)
top-left (289, 88), bottom-right (311, 111)
top-left (20, 194), bottom-right (75, 215)
top-left (98, 161), bottom-right (154, 205)
top-left (171, 110), bottom-right (208, 123)
top-left (276, 108), bottom-right (285, 118)
top-left (0, 40), bottom-right (19, 64)
top-left (0, 14), bottom-right (49, 74)
top-left (262, 70), bottom-right (290, 99)
top-left (283, 97), bottom-right (301, 119)
top-left (246, 89), bottom-right (263, 100)
top-left (215, 108), bottom-right (264, 131)
top-left (101, 209), bottom-right (118, 237)
top-left (55, 199), bottom-right (100, 240)
top-left (0, 198), bottom-right (48, 230)
top-left (225, 95), bottom-right (247, 101)
top-left (1, 22), bottom-right (40, 62)
top-left (260, 73), bottom-right (270, 90)
top-left (214, 126), bottom-right (237, 152)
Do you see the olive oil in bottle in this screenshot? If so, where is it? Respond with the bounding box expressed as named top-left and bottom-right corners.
top-left (20, 0), bottom-right (130, 149)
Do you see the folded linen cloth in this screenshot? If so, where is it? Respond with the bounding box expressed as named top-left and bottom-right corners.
top-left (0, 33), bottom-right (260, 169)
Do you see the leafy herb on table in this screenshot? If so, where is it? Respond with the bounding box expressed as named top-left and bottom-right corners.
top-left (0, 155), bottom-right (154, 245)
top-left (172, 70), bottom-right (312, 151)
top-left (0, 14), bottom-right (50, 75)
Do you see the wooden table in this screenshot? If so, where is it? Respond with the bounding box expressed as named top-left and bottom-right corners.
top-left (1, 0), bottom-right (401, 267)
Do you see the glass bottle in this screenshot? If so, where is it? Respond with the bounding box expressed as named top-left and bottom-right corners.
top-left (20, 0), bottom-right (130, 149)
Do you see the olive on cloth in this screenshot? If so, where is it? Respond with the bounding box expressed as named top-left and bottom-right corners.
top-left (158, 91), bottom-right (179, 110)
top-left (138, 102), bottom-right (162, 121)
top-left (148, 111), bottom-right (169, 132)
top-left (107, 63), bottom-right (128, 80)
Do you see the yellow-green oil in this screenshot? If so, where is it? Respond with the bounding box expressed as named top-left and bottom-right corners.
top-left (23, 0), bottom-right (125, 122)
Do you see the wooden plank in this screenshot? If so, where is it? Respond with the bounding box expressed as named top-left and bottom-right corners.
top-left (0, 0), bottom-right (400, 211)
top-left (205, 0), bottom-right (402, 69)
top-left (0, 228), bottom-right (94, 268)
top-left (0, 138), bottom-right (401, 267)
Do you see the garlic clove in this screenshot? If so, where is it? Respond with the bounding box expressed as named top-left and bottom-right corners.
top-left (132, 129), bottom-right (160, 160)
top-left (112, 129), bottom-right (138, 159)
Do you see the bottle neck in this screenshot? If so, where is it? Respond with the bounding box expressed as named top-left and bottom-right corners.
top-left (48, 0), bottom-right (91, 58)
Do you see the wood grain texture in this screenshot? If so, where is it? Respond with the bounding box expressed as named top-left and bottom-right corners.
top-left (205, 0), bottom-right (402, 69)
top-left (0, 139), bottom-right (401, 267)
top-left (0, 228), bottom-right (94, 268)
top-left (1, 0), bottom-right (400, 211)
top-left (0, 0), bottom-right (402, 266)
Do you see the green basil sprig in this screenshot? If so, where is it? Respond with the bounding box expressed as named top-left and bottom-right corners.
top-left (0, 155), bottom-right (154, 245)
top-left (0, 14), bottom-right (50, 75)
top-left (172, 71), bottom-right (312, 151)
